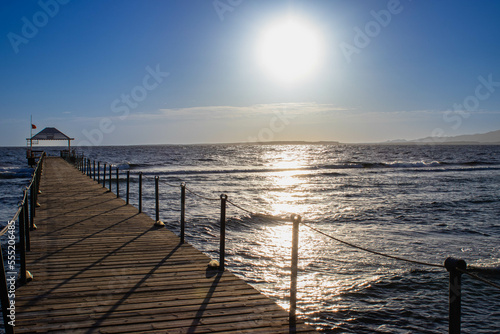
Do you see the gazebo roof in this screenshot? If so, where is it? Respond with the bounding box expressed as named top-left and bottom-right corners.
top-left (30, 127), bottom-right (74, 141)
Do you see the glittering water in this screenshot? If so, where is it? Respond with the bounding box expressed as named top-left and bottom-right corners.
top-left (1, 144), bottom-right (499, 333)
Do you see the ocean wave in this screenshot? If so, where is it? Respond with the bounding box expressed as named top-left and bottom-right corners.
top-left (133, 163), bottom-right (500, 177)
top-left (337, 160), bottom-right (499, 169)
top-left (0, 167), bottom-right (32, 180)
top-left (113, 159), bottom-right (500, 176)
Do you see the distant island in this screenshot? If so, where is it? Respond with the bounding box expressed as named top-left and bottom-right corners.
top-left (242, 129), bottom-right (500, 146)
top-left (382, 129), bottom-right (500, 145)
top-left (246, 140), bottom-right (340, 145)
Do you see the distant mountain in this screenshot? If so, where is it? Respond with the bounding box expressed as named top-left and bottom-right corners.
top-left (381, 129), bottom-right (500, 145)
top-left (412, 129), bottom-right (500, 144)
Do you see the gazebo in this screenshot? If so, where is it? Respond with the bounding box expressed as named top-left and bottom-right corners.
top-left (27, 127), bottom-right (74, 166)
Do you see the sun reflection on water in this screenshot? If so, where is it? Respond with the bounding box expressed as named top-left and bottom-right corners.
top-left (262, 147), bottom-right (313, 217)
top-left (254, 146), bottom-right (348, 315)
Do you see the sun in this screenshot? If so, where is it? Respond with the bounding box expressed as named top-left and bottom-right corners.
top-left (256, 16), bottom-right (323, 84)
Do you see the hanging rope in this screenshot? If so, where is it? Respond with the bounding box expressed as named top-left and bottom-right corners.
top-left (302, 222), bottom-right (444, 268)
top-left (226, 199), bottom-right (254, 215)
top-left (160, 180), bottom-right (180, 188)
top-left (184, 186), bottom-right (220, 201)
top-left (457, 267), bottom-right (500, 291)
top-left (84, 157), bottom-right (500, 292)
top-left (0, 220), bottom-right (16, 237)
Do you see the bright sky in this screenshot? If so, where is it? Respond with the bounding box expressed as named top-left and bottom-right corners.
top-left (1, 0), bottom-right (500, 146)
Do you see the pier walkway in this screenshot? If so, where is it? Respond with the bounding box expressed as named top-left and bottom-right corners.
top-left (15, 157), bottom-right (315, 333)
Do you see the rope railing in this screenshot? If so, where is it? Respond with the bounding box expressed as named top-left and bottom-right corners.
top-left (70, 154), bottom-right (499, 334)
top-left (456, 267), bottom-right (500, 290)
top-left (302, 222), bottom-right (444, 268)
top-left (184, 186), bottom-right (220, 202)
top-left (0, 152), bottom-right (45, 334)
top-left (0, 220), bottom-right (16, 238)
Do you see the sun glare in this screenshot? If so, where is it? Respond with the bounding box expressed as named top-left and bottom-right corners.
top-left (257, 16), bottom-right (323, 83)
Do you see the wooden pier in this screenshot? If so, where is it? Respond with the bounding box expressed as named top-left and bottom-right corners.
top-left (14, 157), bottom-right (315, 333)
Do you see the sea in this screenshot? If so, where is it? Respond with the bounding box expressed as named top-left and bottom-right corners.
top-left (1, 144), bottom-right (499, 333)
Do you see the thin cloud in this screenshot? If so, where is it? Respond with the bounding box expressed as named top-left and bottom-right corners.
top-left (151, 103), bottom-right (352, 121)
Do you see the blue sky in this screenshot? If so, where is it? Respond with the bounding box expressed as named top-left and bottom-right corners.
top-left (1, 0), bottom-right (500, 146)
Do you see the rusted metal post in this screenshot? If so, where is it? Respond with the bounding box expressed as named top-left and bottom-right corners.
top-left (219, 194), bottom-right (227, 271)
top-left (103, 163), bottom-right (106, 188)
top-left (445, 257), bottom-right (466, 334)
top-left (180, 183), bottom-right (186, 244)
top-left (138, 172), bottom-right (142, 213)
top-left (116, 167), bottom-right (119, 198)
top-left (290, 214), bottom-right (301, 333)
top-left (126, 171), bottom-right (130, 205)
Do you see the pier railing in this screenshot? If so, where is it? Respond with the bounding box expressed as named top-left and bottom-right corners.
top-left (1, 152), bottom-right (45, 334)
top-left (57, 154), bottom-right (500, 332)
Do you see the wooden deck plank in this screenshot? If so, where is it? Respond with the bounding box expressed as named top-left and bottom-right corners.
top-left (15, 157), bottom-right (316, 333)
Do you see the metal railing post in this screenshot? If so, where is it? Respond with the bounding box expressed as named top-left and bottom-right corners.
top-left (445, 257), bottom-right (466, 334)
top-left (97, 162), bottom-right (100, 184)
top-left (93, 160), bottom-right (96, 180)
top-left (126, 171), bottom-right (130, 205)
top-left (19, 203), bottom-right (27, 284)
top-left (180, 183), bottom-right (186, 244)
top-left (103, 163), bottom-right (106, 188)
top-left (219, 194), bottom-right (227, 271)
top-left (138, 172), bottom-right (142, 213)
top-left (116, 167), bottom-right (119, 198)
top-left (109, 164), bottom-right (112, 190)
top-left (155, 176), bottom-right (160, 222)
top-left (30, 181), bottom-right (35, 230)
top-left (153, 176), bottom-right (164, 226)
top-left (290, 214), bottom-right (301, 333)
top-left (24, 190), bottom-right (30, 251)
top-left (34, 165), bottom-right (40, 206)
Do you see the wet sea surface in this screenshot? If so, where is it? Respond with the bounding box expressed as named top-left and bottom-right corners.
top-left (1, 144), bottom-right (499, 333)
